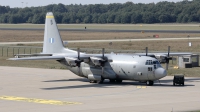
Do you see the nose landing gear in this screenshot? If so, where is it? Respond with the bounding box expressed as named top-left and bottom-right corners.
top-left (146, 81), bottom-right (154, 86)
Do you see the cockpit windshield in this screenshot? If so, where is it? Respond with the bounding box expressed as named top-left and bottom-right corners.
top-left (145, 60), bottom-right (162, 68)
top-left (153, 61), bottom-right (162, 68)
top-left (145, 60), bottom-right (153, 65)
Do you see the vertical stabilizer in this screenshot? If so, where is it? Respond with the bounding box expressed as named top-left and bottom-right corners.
top-left (43, 12), bottom-right (76, 54)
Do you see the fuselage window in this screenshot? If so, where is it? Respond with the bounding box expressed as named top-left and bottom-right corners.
top-left (154, 65), bottom-right (157, 69)
top-left (148, 67), bottom-right (152, 71)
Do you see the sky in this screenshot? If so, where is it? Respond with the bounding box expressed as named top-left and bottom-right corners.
top-left (0, 0), bottom-right (189, 8)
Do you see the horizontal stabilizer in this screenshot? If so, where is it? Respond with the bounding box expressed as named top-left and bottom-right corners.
top-left (15, 54), bottom-right (52, 57)
top-left (8, 56), bottom-right (64, 61)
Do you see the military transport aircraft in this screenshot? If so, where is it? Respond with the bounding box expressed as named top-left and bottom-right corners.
top-left (9, 12), bottom-right (191, 86)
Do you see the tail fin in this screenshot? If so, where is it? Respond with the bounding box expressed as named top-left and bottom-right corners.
top-left (42, 12), bottom-right (76, 54)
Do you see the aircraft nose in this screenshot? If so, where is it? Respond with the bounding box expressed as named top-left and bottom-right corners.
top-left (154, 68), bottom-right (167, 79)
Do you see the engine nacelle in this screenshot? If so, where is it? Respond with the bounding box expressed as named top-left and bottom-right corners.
top-left (88, 74), bottom-right (101, 81)
top-left (65, 57), bottom-right (78, 67)
top-left (90, 57), bottom-right (104, 66)
top-left (155, 54), bottom-right (166, 59)
top-left (155, 55), bottom-right (167, 63)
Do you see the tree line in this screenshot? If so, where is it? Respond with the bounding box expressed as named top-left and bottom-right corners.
top-left (0, 0), bottom-right (200, 24)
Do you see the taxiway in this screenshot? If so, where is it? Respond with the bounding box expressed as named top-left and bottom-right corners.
top-left (0, 37), bottom-right (200, 45)
top-left (0, 66), bottom-right (200, 112)
top-left (0, 28), bottom-right (200, 33)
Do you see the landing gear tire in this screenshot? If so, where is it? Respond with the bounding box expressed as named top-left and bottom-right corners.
top-left (146, 81), bottom-right (154, 86)
top-left (98, 79), bottom-right (104, 84)
top-left (97, 76), bottom-right (104, 84)
top-left (109, 79), bottom-right (116, 83)
top-left (116, 80), bottom-right (122, 83)
top-left (90, 80), bottom-right (97, 83)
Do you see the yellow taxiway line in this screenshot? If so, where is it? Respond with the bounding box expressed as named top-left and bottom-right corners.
top-left (136, 86), bottom-right (147, 89)
top-left (0, 96), bottom-right (82, 105)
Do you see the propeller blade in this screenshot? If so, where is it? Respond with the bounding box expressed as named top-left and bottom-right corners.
top-left (77, 48), bottom-right (80, 60)
top-left (77, 67), bottom-right (81, 76)
top-left (102, 67), bottom-right (104, 75)
top-left (77, 48), bottom-right (81, 75)
top-left (168, 46), bottom-right (170, 57)
top-left (146, 47), bottom-right (148, 56)
top-left (166, 63), bottom-right (169, 70)
top-left (102, 48), bottom-right (105, 76)
top-left (166, 46), bottom-right (170, 70)
top-left (102, 48), bottom-right (105, 59)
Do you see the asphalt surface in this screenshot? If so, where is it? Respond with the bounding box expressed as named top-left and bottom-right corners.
top-left (0, 28), bottom-right (200, 33)
top-left (1, 37), bottom-right (200, 45)
top-left (0, 66), bottom-right (200, 112)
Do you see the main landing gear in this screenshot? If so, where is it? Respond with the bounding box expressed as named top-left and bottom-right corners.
top-left (146, 81), bottom-right (154, 86)
top-left (90, 77), bottom-right (104, 84)
top-left (89, 79), bottom-right (123, 84)
top-left (109, 79), bottom-right (123, 83)
top-left (89, 79), bottom-right (104, 84)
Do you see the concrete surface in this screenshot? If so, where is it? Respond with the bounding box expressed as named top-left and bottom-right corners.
top-left (0, 28), bottom-right (200, 33)
top-left (0, 66), bottom-right (200, 112)
top-left (0, 37), bottom-right (200, 45)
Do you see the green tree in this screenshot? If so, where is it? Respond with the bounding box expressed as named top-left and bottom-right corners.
top-left (32, 14), bottom-right (45, 24)
top-left (53, 3), bottom-right (67, 13)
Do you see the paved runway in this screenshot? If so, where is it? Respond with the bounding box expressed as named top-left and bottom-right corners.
top-left (1, 37), bottom-right (200, 45)
top-left (0, 28), bottom-right (200, 33)
top-left (0, 66), bottom-right (200, 112)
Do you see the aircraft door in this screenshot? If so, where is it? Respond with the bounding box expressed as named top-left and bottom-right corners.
top-left (146, 60), bottom-right (156, 80)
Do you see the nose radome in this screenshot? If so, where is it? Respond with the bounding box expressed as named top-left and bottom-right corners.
top-left (155, 68), bottom-right (167, 79)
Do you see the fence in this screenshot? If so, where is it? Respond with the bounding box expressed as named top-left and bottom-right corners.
top-left (0, 46), bottom-right (42, 57)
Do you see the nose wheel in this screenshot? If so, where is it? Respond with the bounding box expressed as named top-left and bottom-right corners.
top-left (146, 81), bottom-right (154, 86)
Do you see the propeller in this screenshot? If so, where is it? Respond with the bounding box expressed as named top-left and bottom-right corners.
top-left (76, 48), bottom-right (81, 67)
top-left (101, 48), bottom-right (105, 75)
top-left (165, 46), bottom-right (172, 70)
top-left (76, 48), bottom-right (82, 75)
top-left (100, 48), bottom-right (106, 83)
top-left (146, 47), bottom-right (148, 56)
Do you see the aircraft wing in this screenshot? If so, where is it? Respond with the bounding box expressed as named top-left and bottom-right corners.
top-left (8, 56), bottom-right (65, 60)
top-left (133, 52), bottom-right (192, 56)
top-left (123, 52), bottom-right (192, 63)
top-left (152, 52), bottom-right (192, 56)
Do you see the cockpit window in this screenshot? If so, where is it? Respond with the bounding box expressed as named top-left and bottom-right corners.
top-left (145, 60), bottom-right (153, 65)
top-left (153, 61), bottom-right (162, 68)
top-left (146, 60), bottom-right (162, 68)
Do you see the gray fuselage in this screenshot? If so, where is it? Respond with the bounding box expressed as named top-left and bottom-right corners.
top-left (60, 53), bottom-right (167, 82)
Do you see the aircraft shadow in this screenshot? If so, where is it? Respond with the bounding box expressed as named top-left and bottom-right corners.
top-left (41, 78), bottom-right (195, 90)
top-left (158, 78), bottom-right (200, 83)
top-left (42, 81), bottom-right (137, 90)
top-left (43, 78), bottom-right (89, 82)
top-left (153, 83), bottom-right (194, 87)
